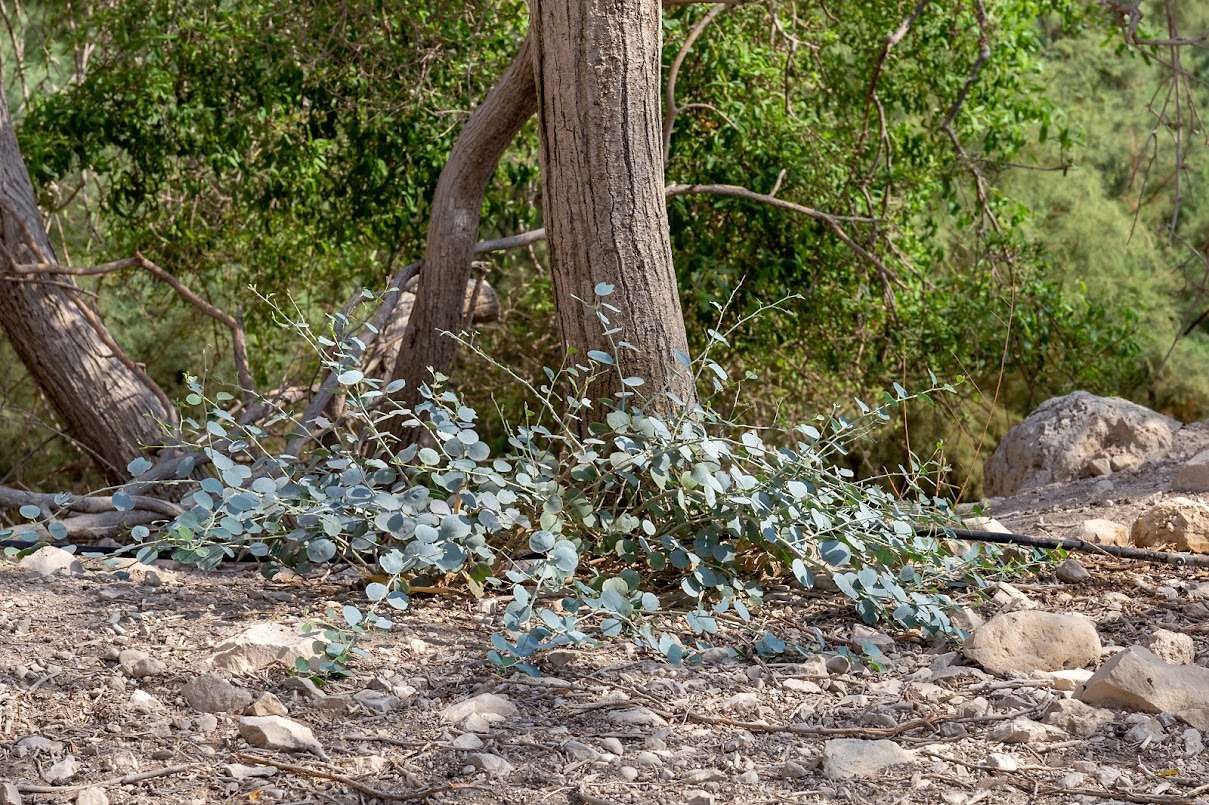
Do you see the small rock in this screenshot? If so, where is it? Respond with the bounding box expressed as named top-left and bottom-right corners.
top-left (1172, 448), bottom-right (1209, 492)
top-left (1131, 497), bottom-right (1209, 553)
top-left (684, 769), bottom-right (727, 784)
top-left (468, 753), bottom-right (514, 776)
top-left (963, 611), bottom-right (1101, 675)
top-left (619, 766), bottom-right (639, 782)
top-left (1057, 772), bottom-right (1086, 789)
top-left (1063, 518), bottom-right (1131, 547)
top-left (281, 676), bottom-right (325, 698)
top-left (821, 738), bottom-right (914, 780)
top-left (1183, 728), bottom-right (1204, 756)
top-left (43, 755), bottom-right (80, 784)
top-left (1124, 715), bottom-right (1166, 744)
top-left (0, 783), bottom-right (21, 805)
top-left (981, 753), bottom-right (1018, 772)
top-left (1078, 645), bottom-right (1209, 729)
top-left (75, 789), bottom-right (108, 805)
top-left (207, 623), bottom-right (322, 674)
top-left (602, 737), bottom-right (624, 756)
top-left (353, 689), bottom-right (400, 713)
top-left (249, 692), bottom-right (288, 717)
top-left (182, 673), bottom-right (253, 713)
top-left (722, 691), bottom-right (759, 713)
top-left (451, 733), bottom-right (484, 750)
top-left (825, 654), bottom-right (852, 674)
top-left (635, 751), bottom-right (663, 768)
top-left (224, 763), bottom-right (277, 780)
top-left (700, 647), bottom-right (733, 665)
top-left (128, 689), bottom-right (162, 713)
top-left (685, 792), bottom-right (714, 805)
top-left (118, 649), bottom-right (165, 678)
top-left (989, 717), bottom-right (1066, 743)
top-left (1055, 558), bottom-right (1089, 584)
top-left (1044, 698), bottom-right (1113, 737)
top-left (461, 713), bottom-right (492, 733)
top-left (991, 582), bottom-right (1034, 611)
top-left (562, 740), bottom-right (598, 762)
top-left (441, 693), bottom-right (517, 723)
top-left (1041, 668), bottom-right (1094, 691)
top-left (238, 716), bottom-right (327, 759)
top-left (18, 545), bottom-right (82, 577)
top-left (195, 713), bottom-right (218, 734)
top-left (783, 678), bottom-right (823, 694)
top-left (736, 769), bottom-right (759, 785)
top-left (1142, 629), bottom-right (1196, 665)
top-left (606, 707), bottom-right (667, 728)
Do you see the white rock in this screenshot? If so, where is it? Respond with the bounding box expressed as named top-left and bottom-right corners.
top-left (991, 582), bottom-right (1034, 611)
top-left (467, 753), bottom-right (513, 776)
top-left (619, 766), bottom-right (639, 782)
top-left (18, 545), bottom-right (82, 577)
top-left (43, 755), bottom-right (79, 784)
top-left (685, 792), bottom-right (715, 805)
top-left (1183, 728), bottom-right (1204, 756)
top-left (451, 733), bottom-right (484, 750)
top-left (441, 693), bottom-right (517, 723)
top-left (238, 716), bottom-right (327, 759)
top-left (354, 689), bottom-right (400, 713)
top-left (1143, 629), bottom-right (1196, 665)
top-left (75, 789), bottom-right (107, 805)
top-left (207, 623), bottom-right (322, 674)
top-left (195, 713), bottom-right (218, 734)
top-left (602, 737), bottom-right (624, 756)
top-left (224, 763), bottom-right (276, 780)
top-left (821, 739), bottom-right (914, 780)
top-left (248, 692), bottom-right (288, 717)
top-left (981, 753), bottom-right (1018, 771)
top-left (700, 647), bottom-right (734, 664)
top-left (684, 769), bottom-right (727, 784)
top-left (182, 673), bottom-right (253, 714)
top-left (118, 649), bottom-right (165, 678)
top-left (736, 770), bottom-right (759, 785)
top-left (562, 740), bottom-right (598, 762)
top-left (0, 783), bottom-right (21, 805)
top-left (963, 611), bottom-right (1101, 675)
top-left (1123, 715), bottom-right (1166, 744)
top-left (128, 690), bottom-right (162, 713)
top-left (1078, 646), bottom-right (1209, 729)
top-left (634, 750), bottom-right (663, 768)
top-left (1131, 497), bottom-right (1209, 553)
top-left (989, 717), bottom-right (1066, 743)
top-left (1063, 518), bottom-right (1131, 547)
top-left (984, 391), bottom-right (1179, 496)
top-left (722, 691), bottom-right (759, 713)
top-left (606, 707), bottom-right (668, 728)
top-left (783, 678), bottom-right (823, 694)
top-left (1041, 668), bottom-right (1094, 691)
top-left (1045, 699), bottom-right (1113, 739)
top-left (1057, 772), bottom-right (1086, 788)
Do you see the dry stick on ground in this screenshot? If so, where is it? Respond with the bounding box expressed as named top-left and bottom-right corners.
top-left (235, 753), bottom-right (486, 801)
top-left (16, 764), bottom-right (195, 794)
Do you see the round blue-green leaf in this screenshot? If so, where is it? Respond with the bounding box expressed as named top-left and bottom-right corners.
top-left (819, 540), bottom-right (851, 567)
top-left (528, 530), bottom-right (556, 554)
top-left (587, 350), bottom-right (614, 365)
top-left (342, 605), bottom-right (363, 627)
top-left (594, 282), bottom-right (615, 297)
top-left (307, 538), bottom-right (337, 563)
top-left (366, 582), bottom-right (389, 602)
top-left (127, 457), bottom-right (153, 476)
top-left (18, 505), bottom-right (40, 520)
top-left (337, 369), bottom-right (364, 385)
top-left (112, 491), bottom-right (135, 512)
top-left (131, 525), bottom-right (150, 540)
top-left (47, 521), bottom-right (68, 540)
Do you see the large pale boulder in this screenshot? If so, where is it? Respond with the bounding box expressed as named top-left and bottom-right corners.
top-left (963, 611), bottom-right (1101, 676)
top-left (206, 623), bottom-right (322, 674)
top-left (984, 391), bottom-right (1180, 497)
top-left (1078, 646), bottom-right (1209, 729)
top-left (1130, 497), bottom-right (1209, 554)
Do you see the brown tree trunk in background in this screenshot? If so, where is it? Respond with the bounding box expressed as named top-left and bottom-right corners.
top-left (388, 37), bottom-right (538, 424)
top-left (0, 84), bottom-right (171, 482)
top-left (529, 0), bottom-right (697, 421)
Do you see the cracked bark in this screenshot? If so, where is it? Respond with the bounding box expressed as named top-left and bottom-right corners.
top-left (530, 0), bottom-right (697, 424)
top-left (0, 83), bottom-right (170, 482)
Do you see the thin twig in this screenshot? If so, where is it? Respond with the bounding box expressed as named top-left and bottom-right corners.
top-left (235, 753), bottom-right (486, 801)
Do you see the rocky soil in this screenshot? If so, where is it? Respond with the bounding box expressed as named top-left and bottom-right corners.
top-left (2, 391), bottom-right (1209, 805)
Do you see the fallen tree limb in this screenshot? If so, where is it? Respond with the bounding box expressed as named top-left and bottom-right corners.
top-left (0, 484), bottom-right (183, 518)
top-left (235, 752), bottom-right (488, 801)
top-left (16, 764), bottom-right (195, 794)
top-left (919, 526), bottom-right (1209, 567)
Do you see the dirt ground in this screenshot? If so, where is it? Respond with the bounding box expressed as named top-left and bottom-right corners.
top-left (2, 441), bottom-right (1209, 804)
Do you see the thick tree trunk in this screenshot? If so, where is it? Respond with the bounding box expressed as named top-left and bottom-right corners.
top-left (0, 86), bottom-right (171, 482)
top-left (529, 0), bottom-right (697, 420)
top-left (388, 37), bottom-right (538, 418)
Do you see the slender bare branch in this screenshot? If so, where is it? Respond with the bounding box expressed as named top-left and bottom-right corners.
top-left (663, 3), bottom-right (728, 163)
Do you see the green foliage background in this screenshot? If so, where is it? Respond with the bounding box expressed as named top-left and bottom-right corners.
top-left (1, 0), bottom-right (1206, 498)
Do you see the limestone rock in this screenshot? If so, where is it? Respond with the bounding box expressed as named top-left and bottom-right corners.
top-left (1143, 629), bottom-right (1196, 665)
top-left (117, 649), bottom-right (165, 679)
top-left (605, 707), bottom-right (668, 728)
top-left (984, 391), bottom-right (1180, 497)
top-left (1131, 497), bottom-right (1209, 554)
top-left (989, 717), bottom-right (1067, 743)
top-left (1063, 518), bottom-right (1131, 547)
top-left (1055, 557), bottom-right (1090, 584)
top-left (441, 693), bottom-right (518, 723)
top-left (0, 783), bottom-right (21, 805)
top-left (1172, 449), bottom-right (1209, 492)
top-left (467, 752), bottom-right (513, 776)
top-left (963, 611), bottom-right (1101, 675)
top-left (18, 545), bottom-right (82, 577)
top-left (206, 623), bottom-right (322, 674)
top-left (1043, 698), bottom-right (1113, 737)
top-left (75, 789), bottom-right (108, 805)
top-left (1078, 646), bottom-right (1209, 729)
top-left (821, 738), bottom-right (914, 780)
top-left (248, 692), bottom-right (288, 717)
top-left (238, 716), bottom-right (327, 759)
top-left (182, 673), bottom-right (253, 713)
top-left (43, 755), bottom-right (79, 784)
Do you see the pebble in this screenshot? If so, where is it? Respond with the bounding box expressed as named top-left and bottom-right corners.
top-left (451, 733), bottom-right (484, 750)
top-left (1185, 728), bottom-right (1205, 756)
top-left (1055, 557), bottom-right (1089, 583)
top-left (635, 750), bottom-right (663, 768)
top-left (128, 690), bottom-right (162, 713)
top-left (685, 791), bottom-right (714, 805)
top-left (468, 753), bottom-right (514, 776)
top-left (619, 766), bottom-right (639, 782)
top-left (736, 770), bottom-right (759, 785)
top-left (1057, 772), bottom-right (1086, 789)
top-left (238, 716), bottom-right (327, 760)
top-left (249, 692), bottom-right (288, 717)
top-left (43, 755), bottom-right (80, 784)
top-left (0, 783), bottom-right (20, 805)
top-left (441, 693), bottom-right (517, 723)
top-left (117, 649), bottom-right (165, 679)
top-left (606, 707), bottom-right (667, 728)
top-left (601, 737), bottom-right (624, 756)
top-left (75, 789), bottom-right (107, 805)
top-left (981, 753), bottom-right (1018, 772)
top-left (182, 672), bottom-right (253, 713)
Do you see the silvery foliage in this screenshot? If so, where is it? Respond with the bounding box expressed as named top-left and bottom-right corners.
top-left (128, 285), bottom-right (995, 675)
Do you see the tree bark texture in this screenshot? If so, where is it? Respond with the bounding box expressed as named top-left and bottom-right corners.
top-left (529, 0), bottom-right (697, 418)
top-left (0, 88), bottom-right (170, 482)
top-left (389, 37), bottom-right (538, 415)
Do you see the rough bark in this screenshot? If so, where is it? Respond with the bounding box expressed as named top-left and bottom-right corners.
top-left (388, 37), bottom-right (538, 417)
top-left (0, 85), bottom-right (171, 482)
top-left (529, 0), bottom-right (697, 419)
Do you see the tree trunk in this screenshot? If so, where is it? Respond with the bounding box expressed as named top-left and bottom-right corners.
top-left (0, 83), bottom-right (171, 482)
top-left (529, 0), bottom-right (696, 421)
top-left (389, 37), bottom-right (538, 419)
